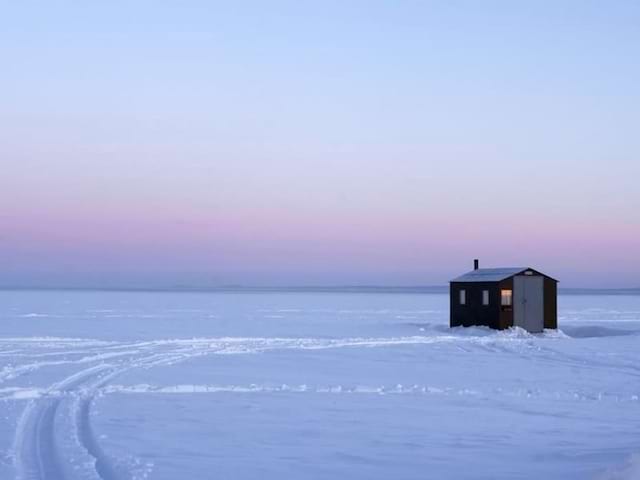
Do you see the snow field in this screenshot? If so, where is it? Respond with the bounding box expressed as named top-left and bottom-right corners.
top-left (0, 291), bottom-right (639, 479)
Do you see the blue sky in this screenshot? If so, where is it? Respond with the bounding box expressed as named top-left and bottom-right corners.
top-left (1, 1), bottom-right (639, 287)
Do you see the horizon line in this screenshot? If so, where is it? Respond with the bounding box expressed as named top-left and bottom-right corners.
top-left (0, 285), bottom-right (639, 295)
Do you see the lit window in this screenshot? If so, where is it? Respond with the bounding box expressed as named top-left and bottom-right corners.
top-left (501, 289), bottom-right (512, 306)
top-left (459, 289), bottom-right (466, 305)
top-left (482, 290), bottom-right (489, 306)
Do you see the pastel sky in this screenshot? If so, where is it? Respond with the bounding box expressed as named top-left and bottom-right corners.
top-left (1, 1), bottom-right (639, 288)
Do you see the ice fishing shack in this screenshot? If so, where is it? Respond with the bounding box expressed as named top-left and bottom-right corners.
top-left (450, 260), bottom-right (558, 333)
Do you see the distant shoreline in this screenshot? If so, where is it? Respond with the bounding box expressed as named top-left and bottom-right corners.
top-left (0, 286), bottom-right (639, 295)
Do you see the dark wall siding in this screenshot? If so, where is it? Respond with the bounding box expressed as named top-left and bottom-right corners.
top-left (450, 282), bottom-right (501, 329)
top-left (544, 278), bottom-right (558, 329)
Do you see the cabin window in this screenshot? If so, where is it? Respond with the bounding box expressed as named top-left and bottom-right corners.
top-left (482, 290), bottom-right (489, 306)
top-left (501, 289), bottom-right (512, 306)
top-left (459, 289), bottom-right (466, 305)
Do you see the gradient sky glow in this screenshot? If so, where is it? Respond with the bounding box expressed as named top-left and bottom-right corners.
top-left (1, 1), bottom-right (639, 288)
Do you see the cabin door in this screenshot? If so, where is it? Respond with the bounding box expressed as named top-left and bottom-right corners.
top-left (513, 276), bottom-right (544, 333)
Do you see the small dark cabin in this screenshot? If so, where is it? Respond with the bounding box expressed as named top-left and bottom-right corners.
top-left (450, 260), bottom-right (558, 332)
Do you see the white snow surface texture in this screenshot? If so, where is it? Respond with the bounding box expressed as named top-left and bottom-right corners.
top-left (0, 290), bottom-right (639, 480)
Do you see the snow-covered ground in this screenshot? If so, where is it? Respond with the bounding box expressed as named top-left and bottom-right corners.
top-left (0, 291), bottom-right (639, 479)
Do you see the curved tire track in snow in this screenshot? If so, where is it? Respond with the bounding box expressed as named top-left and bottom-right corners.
top-left (70, 351), bottom-right (193, 480)
top-left (24, 398), bottom-right (64, 479)
top-left (12, 341), bottom-right (213, 480)
top-left (76, 394), bottom-right (123, 480)
top-left (13, 364), bottom-right (112, 480)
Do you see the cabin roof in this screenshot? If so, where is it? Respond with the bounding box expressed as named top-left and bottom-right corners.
top-left (450, 267), bottom-right (530, 282)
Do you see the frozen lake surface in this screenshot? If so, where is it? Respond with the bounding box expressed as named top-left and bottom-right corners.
top-left (0, 290), bottom-right (639, 479)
